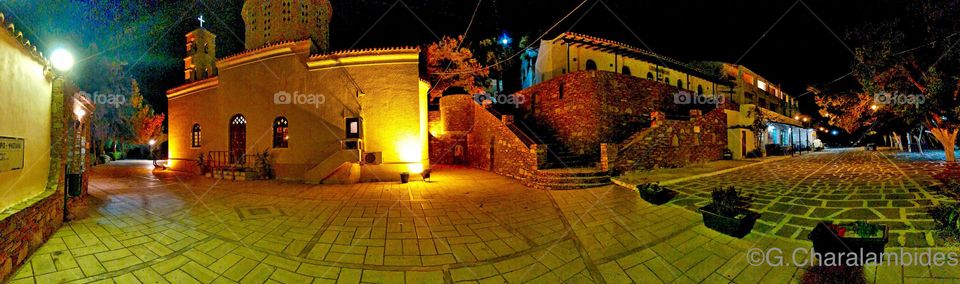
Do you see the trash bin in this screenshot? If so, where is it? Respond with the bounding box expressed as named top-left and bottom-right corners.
top-left (66, 173), bottom-right (82, 197)
top-left (867, 143), bottom-right (877, 151)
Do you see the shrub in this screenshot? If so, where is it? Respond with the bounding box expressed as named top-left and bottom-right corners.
top-left (850, 220), bottom-right (881, 237)
top-left (710, 187), bottom-right (744, 217)
top-left (930, 203), bottom-right (960, 244)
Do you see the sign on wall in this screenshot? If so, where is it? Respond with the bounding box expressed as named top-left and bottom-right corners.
top-left (0, 137), bottom-right (25, 172)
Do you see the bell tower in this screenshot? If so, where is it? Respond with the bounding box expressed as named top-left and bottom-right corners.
top-left (184, 16), bottom-right (218, 83)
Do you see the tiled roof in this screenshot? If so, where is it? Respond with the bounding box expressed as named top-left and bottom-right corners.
top-left (0, 12), bottom-right (50, 67)
top-left (217, 39), bottom-right (311, 64)
top-left (309, 46), bottom-right (420, 61)
top-left (759, 107), bottom-right (804, 128)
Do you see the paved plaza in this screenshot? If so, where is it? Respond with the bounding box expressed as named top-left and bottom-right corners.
top-left (8, 149), bottom-right (960, 283)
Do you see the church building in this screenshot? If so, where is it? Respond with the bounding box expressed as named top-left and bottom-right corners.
top-left (167, 0), bottom-right (429, 183)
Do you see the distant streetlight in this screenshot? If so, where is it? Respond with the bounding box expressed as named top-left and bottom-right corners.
top-left (498, 32), bottom-right (512, 47)
top-left (149, 139), bottom-right (156, 146)
top-left (794, 115), bottom-right (801, 120)
top-left (870, 104), bottom-right (879, 111)
top-left (831, 130), bottom-right (839, 135)
top-left (50, 49), bottom-right (74, 71)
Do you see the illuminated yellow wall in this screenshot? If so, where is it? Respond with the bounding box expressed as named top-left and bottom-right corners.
top-left (535, 37), bottom-right (719, 95)
top-left (0, 27), bottom-right (54, 211)
top-left (168, 42), bottom-right (427, 182)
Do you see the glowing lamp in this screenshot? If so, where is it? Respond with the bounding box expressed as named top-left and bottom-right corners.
top-left (498, 33), bottom-right (512, 47)
top-left (73, 104), bottom-right (86, 121)
top-left (50, 49), bottom-right (74, 71)
top-left (794, 115), bottom-right (800, 120)
top-left (870, 104), bottom-right (878, 111)
top-left (149, 139), bottom-right (156, 146)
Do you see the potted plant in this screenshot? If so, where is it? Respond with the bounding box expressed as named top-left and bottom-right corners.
top-left (699, 187), bottom-right (760, 238)
top-left (254, 149), bottom-right (273, 180)
top-left (637, 182), bottom-right (673, 205)
top-left (808, 221), bottom-right (889, 264)
top-left (196, 153), bottom-right (210, 176)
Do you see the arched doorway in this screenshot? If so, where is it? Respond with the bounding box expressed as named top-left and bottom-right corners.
top-left (229, 114), bottom-right (247, 163)
top-left (585, 60), bottom-right (597, 70)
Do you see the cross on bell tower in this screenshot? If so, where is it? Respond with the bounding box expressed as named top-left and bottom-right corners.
top-left (183, 22), bottom-right (217, 83)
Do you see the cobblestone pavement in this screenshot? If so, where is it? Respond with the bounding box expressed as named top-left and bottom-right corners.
top-left (668, 148), bottom-right (953, 248)
top-left (8, 151), bottom-right (960, 284)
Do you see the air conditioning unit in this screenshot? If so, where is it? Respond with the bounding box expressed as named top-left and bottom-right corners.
top-left (363, 152), bottom-right (382, 165)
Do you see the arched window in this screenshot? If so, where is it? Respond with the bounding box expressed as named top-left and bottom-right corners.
top-left (585, 60), bottom-right (597, 71)
top-left (646, 72), bottom-right (654, 80)
top-left (677, 79), bottom-right (683, 89)
top-left (191, 124), bottom-right (201, 148)
top-left (273, 117), bottom-right (289, 148)
top-left (622, 66), bottom-right (632, 76)
top-left (697, 85), bottom-right (704, 94)
top-left (664, 78), bottom-right (670, 84)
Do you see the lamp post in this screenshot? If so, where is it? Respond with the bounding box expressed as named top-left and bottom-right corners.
top-left (51, 48), bottom-right (75, 222)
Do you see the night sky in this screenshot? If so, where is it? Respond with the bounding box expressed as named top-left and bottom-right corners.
top-left (2, 0), bottom-right (903, 116)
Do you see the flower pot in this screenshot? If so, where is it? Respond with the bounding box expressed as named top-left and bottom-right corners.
top-left (400, 172), bottom-right (410, 183)
top-left (639, 188), bottom-right (674, 205)
top-left (808, 222), bottom-right (889, 264)
top-left (699, 206), bottom-right (760, 238)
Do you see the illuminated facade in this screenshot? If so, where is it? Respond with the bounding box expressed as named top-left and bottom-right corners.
top-left (528, 32), bottom-right (731, 96)
top-left (716, 63), bottom-right (813, 159)
top-left (717, 63), bottom-right (799, 117)
top-left (167, 0), bottom-right (428, 183)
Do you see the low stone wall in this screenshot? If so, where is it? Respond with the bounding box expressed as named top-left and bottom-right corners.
top-left (612, 108), bottom-right (727, 172)
top-left (0, 188), bottom-right (64, 280)
top-left (465, 105), bottom-right (540, 181)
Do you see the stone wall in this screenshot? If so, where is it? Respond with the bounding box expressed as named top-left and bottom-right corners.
top-left (612, 108), bottom-right (728, 172)
top-left (517, 70), bottom-right (680, 158)
top-left (430, 95), bottom-right (540, 181)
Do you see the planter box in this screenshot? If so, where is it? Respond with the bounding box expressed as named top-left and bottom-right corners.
top-left (639, 188), bottom-right (674, 205)
top-left (808, 223), bottom-right (889, 264)
top-left (699, 206), bottom-right (760, 238)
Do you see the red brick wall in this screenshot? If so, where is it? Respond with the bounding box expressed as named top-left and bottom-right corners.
top-left (0, 189), bottom-right (64, 280)
top-left (517, 71), bottom-right (680, 157)
top-left (612, 108), bottom-right (728, 171)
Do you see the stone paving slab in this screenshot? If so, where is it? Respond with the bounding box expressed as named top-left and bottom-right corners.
top-left (9, 151), bottom-right (960, 284)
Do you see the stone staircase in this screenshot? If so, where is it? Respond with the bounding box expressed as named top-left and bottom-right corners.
top-left (510, 119), bottom-right (595, 169)
top-left (530, 168), bottom-right (612, 190)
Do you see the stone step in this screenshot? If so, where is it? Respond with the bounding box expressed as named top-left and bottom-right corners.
top-left (535, 168), bottom-right (608, 177)
top-left (531, 181), bottom-right (612, 190)
top-left (531, 175), bottom-right (611, 184)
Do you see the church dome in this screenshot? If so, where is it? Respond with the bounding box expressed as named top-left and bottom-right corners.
top-left (242, 0), bottom-right (333, 51)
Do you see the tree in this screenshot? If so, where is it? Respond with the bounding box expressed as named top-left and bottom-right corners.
top-left (127, 80), bottom-right (167, 146)
top-left (820, 0), bottom-right (960, 161)
top-left (426, 36), bottom-right (489, 100)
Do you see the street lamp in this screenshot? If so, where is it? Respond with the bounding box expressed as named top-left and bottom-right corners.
top-left (870, 104), bottom-right (879, 111)
top-left (51, 48), bottom-right (75, 222)
top-left (498, 32), bottom-right (512, 47)
top-left (50, 48), bottom-right (74, 72)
